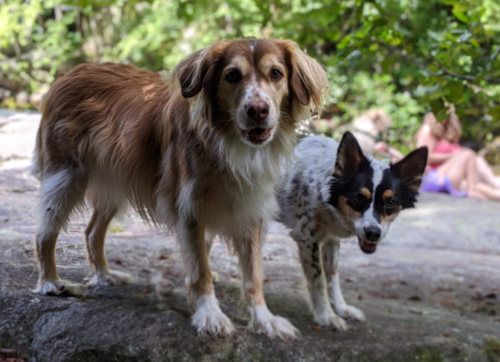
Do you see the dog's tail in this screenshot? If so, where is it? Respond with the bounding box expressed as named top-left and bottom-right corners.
top-left (30, 126), bottom-right (43, 180)
top-left (31, 95), bottom-right (46, 180)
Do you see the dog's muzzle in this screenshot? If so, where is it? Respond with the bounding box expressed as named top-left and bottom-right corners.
top-left (239, 100), bottom-right (276, 145)
top-left (358, 226), bottom-right (381, 254)
top-left (240, 126), bottom-right (275, 145)
top-left (358, 238), bottom-right (377, 254)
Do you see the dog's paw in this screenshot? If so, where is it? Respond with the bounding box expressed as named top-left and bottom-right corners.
top-left (192, 294), bottom-right (235, 337)
top-left (315, 309), bottom-right (348, 331)
top-left (32, 279), bottom-right (83, 296)
top-left (211, 271), bottom-right (219, 284)
top-left (249, 305), bottom-right (299, 340)
top-left (335, 304), bottom-right (366, 322)
top-left (86, 269), bottom-right (133, 287)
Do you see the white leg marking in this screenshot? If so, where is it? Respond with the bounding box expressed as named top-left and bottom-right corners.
top-left (248, 303), bottom-right (298, 339)
top-left (329, 273), bottom-right (366, 322)
top-left (86, 268), bottom-right (133, 287)
top-left (33, 278), bottom-right (83, 296)
top-left (191, 293), bottom-right (235, 336)
top-left (324, 238), bottom-right (366, 322)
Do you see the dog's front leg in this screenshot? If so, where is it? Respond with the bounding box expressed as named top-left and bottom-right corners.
top-left (178, 218), bottom-right (235, 336)
top-left (294, 231), bottom-right (347, 331)
top-left (235, 220), bottom-right (298, 340)
top-left (323, 236), bottom-right (366, 322)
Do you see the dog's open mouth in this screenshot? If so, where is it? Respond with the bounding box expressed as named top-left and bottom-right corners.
top-left (241, 127), bottom-right (274, 145)
top-left (358, 238), bottom-right (377, 254)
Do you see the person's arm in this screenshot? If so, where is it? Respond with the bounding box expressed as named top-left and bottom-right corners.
top-left (415, 124), bottom-right (456, 165)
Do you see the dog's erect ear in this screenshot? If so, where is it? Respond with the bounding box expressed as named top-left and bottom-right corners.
top-left (391, 147), bottom-right (428, 209)
top-left (173, 46), bottom-right (218, 99)
top-left (276, 40), bottom-right (328, 119)
top-left (334, 132), bottom-right (368, 179)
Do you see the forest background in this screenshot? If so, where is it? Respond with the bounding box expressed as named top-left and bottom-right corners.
top-left (1, 0), bottom-right (500, 153)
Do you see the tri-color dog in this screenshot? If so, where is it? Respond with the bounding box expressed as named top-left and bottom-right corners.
top-left (278, 132), bottom-right (427, 330)
top-left (31, 39), bottom-right (328, 339)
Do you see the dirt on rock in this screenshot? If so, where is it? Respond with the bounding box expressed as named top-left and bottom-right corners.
top-left (0, 110), bottom-right (499, 362)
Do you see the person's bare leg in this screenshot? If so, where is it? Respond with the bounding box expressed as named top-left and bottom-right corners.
top-left (476, 156), bottom-right (500, 188)
top-left (460, 154), bottom-right (490, 200)
top-left (475, 183), bottom-right (500, 201)
top-left (437, 149), bottom-right (476, 192)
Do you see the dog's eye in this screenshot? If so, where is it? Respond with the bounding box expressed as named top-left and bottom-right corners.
top-left (225, 70), bottom-right (242, 83)
top-left (385, 197), bottom-right (396, 210)
top-left (353, 194), bottom-right (366, 205)
top-left (270, 69), bottom-right (283, 81)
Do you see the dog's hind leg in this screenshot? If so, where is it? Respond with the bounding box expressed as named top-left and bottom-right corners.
top-left (294, 231), bottom-right (347, 331)
top-left (84, 205), bottom-right (132, 287)
top-left (33, 168), bottom-right (87, 296)
top-left (322, 236), bottom-right (365, 322)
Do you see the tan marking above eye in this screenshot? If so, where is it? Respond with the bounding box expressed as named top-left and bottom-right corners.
top-left (382, 189), bottom-right (394, 201)
top-left (222, 56), bottom-right (251, 79)
top-left (258, 53), bottom-right (286, 79)
top-left (359, 187), bottom-right (371, 200)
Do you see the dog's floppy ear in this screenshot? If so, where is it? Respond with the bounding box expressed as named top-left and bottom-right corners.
top-left (277, 40), bottom-right (328, 119)
top-left (333, 132), bottom-right (369, 179)
top-left (391, 147), bottom-right (428, 209)
top-left (173, 46), bottom-right (218, 99)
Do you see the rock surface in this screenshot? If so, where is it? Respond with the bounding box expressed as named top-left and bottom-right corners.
top-left (0, 110), bottom-right (499, 362)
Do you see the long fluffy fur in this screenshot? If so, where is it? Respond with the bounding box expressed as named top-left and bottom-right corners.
top-left (33, 39), bottom-right (328, 338)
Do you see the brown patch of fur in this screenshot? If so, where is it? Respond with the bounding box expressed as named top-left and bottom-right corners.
top-left (234, 220), bottom-right (266, 306)
top-left (380, 189), bottom-right (401, 225)
top-left (338, 195), bottom-right (362, 226)
top-left (380, 207), bottom-right (401, 225)
top-left (360, 187), bottom-right (371, 200)
top-left (382, 189), bottom-right (393, 200)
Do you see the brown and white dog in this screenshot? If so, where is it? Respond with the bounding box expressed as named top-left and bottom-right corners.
top-left (31, 39), bottom-right (328, 339)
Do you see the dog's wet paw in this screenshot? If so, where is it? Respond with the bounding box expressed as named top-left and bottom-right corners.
top-left (249, 305), bottom-right (299, 340)
top-left (192, 294), bottom-right (235, 337)
top-left (32, 279), bottom-right (83, 296)
top-left (315, 309), bottom-right (348, 331)
top-left (335, 304), bottom-right (366, 322)
top-left (86, 269), bottom-right (133, 287)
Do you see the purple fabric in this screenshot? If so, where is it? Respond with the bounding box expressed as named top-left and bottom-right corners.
top-left (420, 170), bottom-right (466, 197)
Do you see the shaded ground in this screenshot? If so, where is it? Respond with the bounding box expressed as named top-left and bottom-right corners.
top-left (0, 110), bottom-right (499, 362)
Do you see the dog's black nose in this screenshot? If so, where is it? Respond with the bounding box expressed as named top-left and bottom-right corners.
top-left (246, 100), bottom-right (269, 122)
top-left (364, 226), bottom-right (381, 242)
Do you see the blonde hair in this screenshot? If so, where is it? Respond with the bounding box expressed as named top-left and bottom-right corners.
top-left (362, 109), bottom-right (392, 132)
top-left (424, 106), bottom-right (462, 144)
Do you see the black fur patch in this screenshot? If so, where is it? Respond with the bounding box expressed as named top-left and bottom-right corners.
top-left (328, 160), bottom-right (374, 211)
top-left (329, 132), bottom-right (375, 211)
top-left (373, 169), bottom-right (403, 221)
top-left (388, 147), bottom-right (428, 209)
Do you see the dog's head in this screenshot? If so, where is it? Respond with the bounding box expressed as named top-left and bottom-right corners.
top-left (329, 132), bottom-right (428, 254)
top-left (172, 39), bottom-right (328, 147)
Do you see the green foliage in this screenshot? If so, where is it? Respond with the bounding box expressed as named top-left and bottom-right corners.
top-left (483, 337), bottom-right (500, 362)
top-left (1, 0), bottom-right (499, 147)
top-left (327, 72), bottom-right (424, 151)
